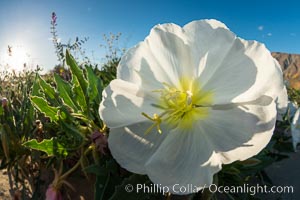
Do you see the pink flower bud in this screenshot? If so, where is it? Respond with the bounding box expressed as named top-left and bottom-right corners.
top-left (1, 97), bottom-right (8, 107)
top-left (91, 130), bottom-right (108, 155)
top-left (46, 185), bottom-right (62, 200)
top-left (51, 12), bottom-right (57, 24)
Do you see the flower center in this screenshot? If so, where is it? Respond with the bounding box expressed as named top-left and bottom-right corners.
top-left (142, 78), bottom-right (213, 134)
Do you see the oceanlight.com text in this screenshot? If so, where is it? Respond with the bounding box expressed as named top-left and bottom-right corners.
top-left (208, 184), bottom-right (293, 196)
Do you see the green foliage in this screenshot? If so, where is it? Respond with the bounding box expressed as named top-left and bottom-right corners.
top-left (0, 69), bottom-right (43, 199)
top-left (287, 86), bottom-right (300, 105)
top-left (27, 49), bottom-right (103, 155)
top-left (30, 96), bottom-right (60, 122)
top-left (21, 50), bottom-right (120, 199)
top-left (54, 73), bottom-right (78, 111)
top-left (23, 138), bottom-right (68, 157)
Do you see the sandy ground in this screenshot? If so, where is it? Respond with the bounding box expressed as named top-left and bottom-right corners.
top-left (0, 169), bottom-right (12, 200)
top-left (0, 153), bottom-right (299, 200)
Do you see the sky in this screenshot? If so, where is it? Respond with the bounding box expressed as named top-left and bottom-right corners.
top-left (0, 0), bottom-right (300, 72)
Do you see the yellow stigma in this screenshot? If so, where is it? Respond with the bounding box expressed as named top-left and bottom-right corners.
top-left (142, 77), bottom-right (213, 134)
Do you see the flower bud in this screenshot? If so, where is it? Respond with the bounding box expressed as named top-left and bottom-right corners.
top-left (51, 12), bottom-right (57, 24)
top-left (46, 185), bottom-right (62, 200)
top-left (91, 130), bottom-right (108, 155)
top-left (1, 97), bottom-right (8, 107)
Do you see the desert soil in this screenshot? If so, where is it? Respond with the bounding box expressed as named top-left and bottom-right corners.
top-left (0, 169), bottom-right (12, 200)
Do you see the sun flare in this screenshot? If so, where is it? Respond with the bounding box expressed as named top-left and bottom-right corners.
top-left (0, 45), bottom-right (30, 72)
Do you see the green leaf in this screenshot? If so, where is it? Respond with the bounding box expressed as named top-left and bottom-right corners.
top-left (223, 166), bottom-right (241, 175)
top-left (31, 74), bottom-right (42, 97)
top-left (72, 75), bottom-right (87, 111)
top-left (0, 125), bottom-right (10, 160)
top-left (93, 160), bottom-right (122, 200)
top-left (30, 96), bottom-right (59, 122)
top-left (66, 49), bottom-right (88, 94)
top-left (58, 105), bottom-right (73, 121)
top-left (95, 171), bottom-right (110, 200)
top-left (37, 74), bottom-right (57, 103)
top-left (60, 121), bottom-right (84, 144)
top-left (238, 158), bottom-right (261, 167)
top-left (54, 73), bottom-right (78, 111)
top-left (86, 66), bottom-right (101, 103)
top-left (23, 138), bottom-right (68, 157)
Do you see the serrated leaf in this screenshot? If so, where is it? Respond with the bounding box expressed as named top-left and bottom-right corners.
top-left (54, 73), bottom-right (78, 111)
top-left (31, 74), bottom-right (42, 97)
top-left (66, 49), bottom-right (88, 94)
top-left (60, 121), bottom-right (84, 144)
top-left (57, 105), bottom-right (74, 122)
top-left (23, 138), bottom-right (68, 157)
top-left (86, 66), bottom-right (101, 103)
top-left (72, 75), bottom-right (87, 111)
top-left (37, 74), bottom-right (57, 104)
top-left (30, 96), bottom-right (59, 122)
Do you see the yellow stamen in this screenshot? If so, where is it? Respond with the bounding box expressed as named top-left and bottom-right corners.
top-left (142, 77), bottom-right (213, 134)
top-left (142, 112), bottom-right (162, 134)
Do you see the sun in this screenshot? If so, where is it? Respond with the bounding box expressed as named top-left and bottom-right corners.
top-left (0, 45), bottom-right (30, 72)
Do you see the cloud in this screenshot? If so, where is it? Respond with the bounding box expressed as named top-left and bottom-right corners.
top-left (267, 33), bottom-right (272, 36)
top-left (258, 25), bottom-right (264, 31)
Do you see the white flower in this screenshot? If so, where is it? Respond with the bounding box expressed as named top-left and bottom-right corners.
top-left (287, 101), bottom-right (298, 120)
top-left (291, 108), bottom-right (300, 152)
top-left (99, 19), bottom-right (287, 194)
top-left (275, 87), bottom-right (288, 121)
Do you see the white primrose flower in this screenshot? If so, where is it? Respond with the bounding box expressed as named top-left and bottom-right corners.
top-left (291, 108), bottom-right (300, 152)
top-left (275, 87), bottom-right (288, 121)
top-left (99, 19), bottom-right (287, 194)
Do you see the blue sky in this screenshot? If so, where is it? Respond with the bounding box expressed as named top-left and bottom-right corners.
top-left (0, 0), bottom-right (299, 72)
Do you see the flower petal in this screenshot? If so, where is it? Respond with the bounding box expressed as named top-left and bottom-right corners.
top-left (144, 126), bottom-right (221, 194)
top-left (212, 40), bottom-right (284, 103)
top-left (117, 19), bottom-right (285, 105)
top-left (183, 19), bottom-right (235, 80)
top-left (275, 84), bottom-right (288, 121)
top-left (291, 108), bottom-right (300, 152)
top-left (287, 101), bottom-right (298, 119)
top-left (99, 79), bottom-right (158, 128)
top-left (144, 101), bottom-right (276, 194)
top-left (202, 101), bottom-right (276, 164)
top-left (184, 20), bottom-right (284, 104)
top-left (108, 122), bottom-right (168, 174)
top-left (117, 23), bottom-right (198, 91)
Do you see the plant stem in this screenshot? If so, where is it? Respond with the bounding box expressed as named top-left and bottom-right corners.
top-left (58, 158), bottom-right (81, 181)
